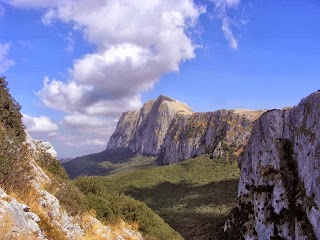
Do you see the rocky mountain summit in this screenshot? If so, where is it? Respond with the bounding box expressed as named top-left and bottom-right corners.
top-left (107, 95), bottom-right (193, 155)
top-left (107, 95), bottom-right (264, 164)
top-left (226, 91), bottom-right (320, 239)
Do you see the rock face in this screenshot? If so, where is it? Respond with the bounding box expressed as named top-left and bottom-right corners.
top-left (227, 91), bottom-right (320, 239)
top-left (0, 187), bottom-right (46, 239)
top-left (160, 109), bottom-right (263, 164)
top-left (107, 95), bottom-right (263, 164)
top-left (25, 132), bottom-right (57, 158)
top-left (107, 95), bottom-right (193, 155)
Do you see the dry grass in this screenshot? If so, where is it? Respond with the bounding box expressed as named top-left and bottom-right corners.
top-left (81, 211), bottom-right (110, 240)
top-left (0, 203), bottom-right (39, 240)
top-left (4, 181), bottom-right (68, 240)
top-left (80, 210), bottom-right (141, 240)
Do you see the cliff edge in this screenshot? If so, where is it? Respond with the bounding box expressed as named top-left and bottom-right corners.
top-left (226, 91), bottom-right (320, 239)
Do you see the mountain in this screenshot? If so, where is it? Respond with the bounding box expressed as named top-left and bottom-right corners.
top-left (107, 95), bottom-right (193, 155)
top-left (159, 109), bottom-right (263, 165)
top-left (65, 95), bottom-right (263, 178)
top-left (225, 91), bottom-right (320, 239)
top-left (107, 95), bottom-right (264, 164)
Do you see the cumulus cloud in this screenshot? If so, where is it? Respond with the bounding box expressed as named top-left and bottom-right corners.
top-left (211, 0), bottom-right (241, 49)
top-left (62, 114), bottom-right (117, 134)
top-left (0, 43), bottom-right (14, 73)
top-left (34, 1), bottom-right (205, 118)
top-left (23, 114), bottom-right (59, 132)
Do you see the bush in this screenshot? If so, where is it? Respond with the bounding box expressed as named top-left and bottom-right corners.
top-left (73, 177), bottom-right (182, 240)
top-left (0, 76), bottom-right (25, 144)
top-left (37, 152), bottom-right (69, 180)
top-left (0, 77), bottom-right (25, 180)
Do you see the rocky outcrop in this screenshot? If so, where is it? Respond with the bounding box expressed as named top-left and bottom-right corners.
top-left (107, 95), bottom-right (193, 155)
top-left (0, 187), bottom-right (46, 239)
top-left (25, 132), bottom-right (57, 158)
top-left (226, 91), bottom-right (320, 239)
top-left (3, 133), bottom-right (144, 240)
top-left (107, 95), bottom-right (263, 164)
top-left (160, 109), bottom-right (263, 164)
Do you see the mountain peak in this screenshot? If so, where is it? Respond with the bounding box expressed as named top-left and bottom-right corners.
top-left (154, 95), bottom-right (193, 116)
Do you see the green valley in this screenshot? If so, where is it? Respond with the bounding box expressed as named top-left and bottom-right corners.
top-left (72, 155), bottom-right (240, 239)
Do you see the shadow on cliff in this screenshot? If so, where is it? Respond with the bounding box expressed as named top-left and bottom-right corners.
top-left (125, 179), bottom-right (239, 240)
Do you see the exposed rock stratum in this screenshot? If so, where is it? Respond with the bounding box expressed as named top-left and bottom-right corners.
top-left (226, 91), bottom-right (320, 239)
top-left (107, 95), bottom-right (264, 164)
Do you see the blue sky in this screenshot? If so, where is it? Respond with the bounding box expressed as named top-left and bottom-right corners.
top-left (0, 0), bottom-right (319, 158)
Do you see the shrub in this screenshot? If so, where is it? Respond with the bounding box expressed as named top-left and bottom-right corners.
top-left (37, 152), bottom-right (69, 180)
top-left (0, 77), bottom-right (25, 180)
top-left (0, 76), bottom-right (25, 144)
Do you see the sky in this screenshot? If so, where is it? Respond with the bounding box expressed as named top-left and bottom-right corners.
top-left (0, 0), bottom-right (319, 158)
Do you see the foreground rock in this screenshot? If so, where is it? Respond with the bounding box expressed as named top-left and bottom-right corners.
top-left (1, 132), bottom-right (143, 240)
top-left (226, 91), bottom-right (320, 239)
top-left (26, 132), bottom-right (57, 158)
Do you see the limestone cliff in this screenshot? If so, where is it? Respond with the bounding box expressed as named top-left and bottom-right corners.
top-left (160, 109), bottom-right (263, 164)
top-left (107, 95), bottom-right (263, 164)
top-left (226, 91), bottom-right (320, 239)
top-left (107, 95), bottom-right (193, 155)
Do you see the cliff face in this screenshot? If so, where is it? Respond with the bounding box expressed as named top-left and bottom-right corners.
top-left (107, 95), bottom-right (193, 155)
top-left (160, 109), bottom-right (263, 164)
top-left (226, 91), bottom-right (320, 239)
top-left (107, 95), bottom-right (263, 164)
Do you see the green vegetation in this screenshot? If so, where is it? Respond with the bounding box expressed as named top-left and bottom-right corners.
top-left (73, 155), bottom-right (240, 240)
top-left (0, 76), bottom-right (25, 180)
top-left (37, 152), bottom-right (69, 180)
top-left (52, 178), bottom-right (182, 240)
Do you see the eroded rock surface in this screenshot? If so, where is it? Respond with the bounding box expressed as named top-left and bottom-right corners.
top-left (108, 95), bottom-right (263, 164)
top-left (227, 91), bottom-right (320, 239)
top-left (107, 95), bottom-right (193, 155)
top-left (160, 109), bottom-right (263, 164)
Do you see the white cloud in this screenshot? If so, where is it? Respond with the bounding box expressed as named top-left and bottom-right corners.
top-left (211, 0), bottom-right (241, 49)
top-left (79, 139), bottom-right (107, 146)
top-left (32, 0), bottom-right (205, 124)
top-left (23, 114), bottom-right (59, 132)
top-left (222, 18), bottom-right (238, 49)
top-left (0, 43), bottom-right (14, 73)
top-left (14, 1), bottom-right (204, 117)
